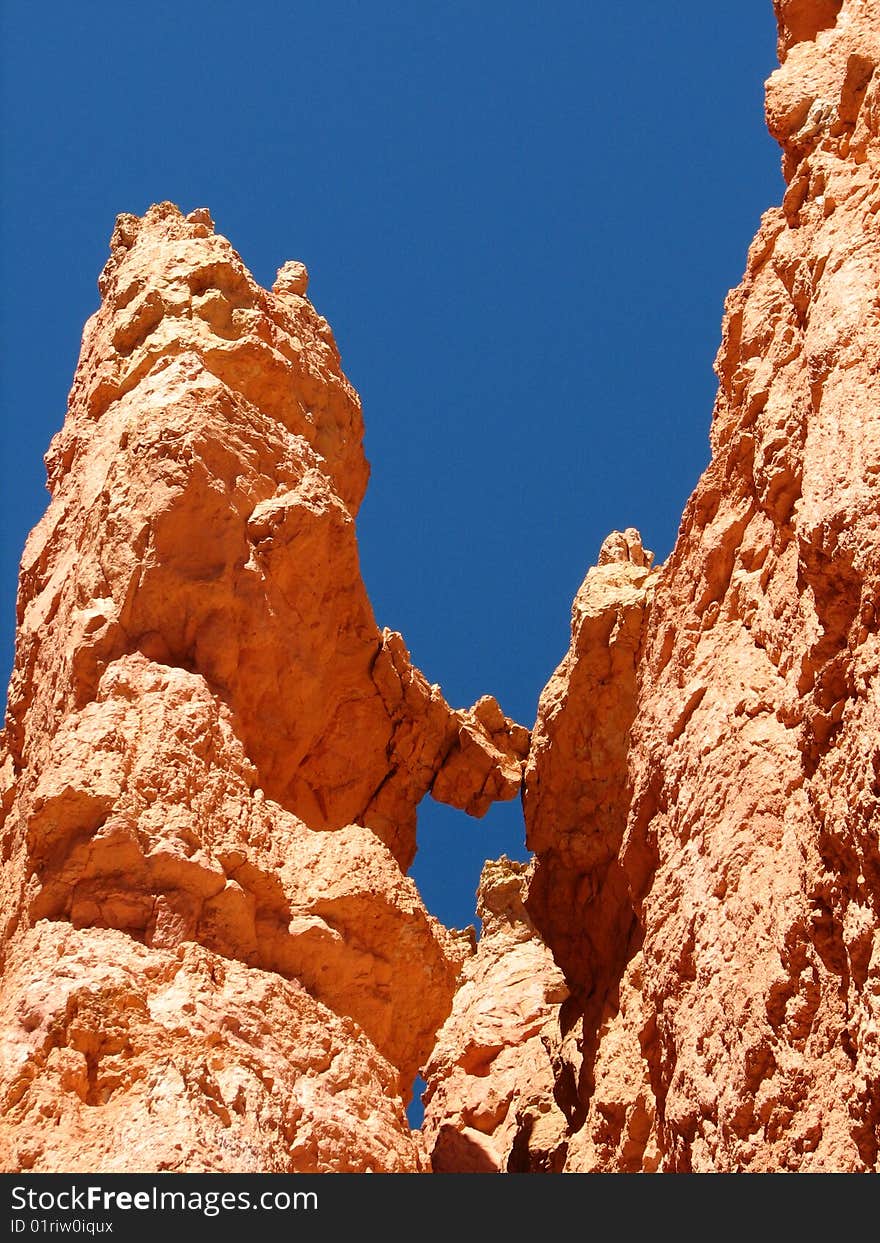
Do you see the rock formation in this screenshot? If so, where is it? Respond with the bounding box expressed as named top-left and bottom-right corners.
top-left (0, 203), bottom-right (526, 1172)
top-left (2, 0), bottom-right (879, 1174)
top-left (421, 857), bottom-right (570, 1173)
top-left (422, 0), bottom-right (880, 1172)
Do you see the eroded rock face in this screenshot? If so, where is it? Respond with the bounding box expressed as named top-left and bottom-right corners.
top-left (0, 203), bottom-right (526, 1172)
top-left (424, 0), bottom-right (880, 1173)
top-left (611, 0), bottom-right (880, 1170)
top-left (421, 858), bottom-right (569, 1173)
top-left (1, 203), bottom-right (527, 875)
top-left (3, 0), bottom-right (880, 1176)
top-left (524, 529), bottom-right (658, 1000)
top-left (421, 533), bottom-right (664, 1174)
top-left (3, 924), bottom-right (420, 1174)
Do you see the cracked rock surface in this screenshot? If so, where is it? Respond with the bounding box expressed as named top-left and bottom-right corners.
top-left (0, 204), bottom-right (525, 1172)
top-left (3, 0), bottom-right (880, 1174)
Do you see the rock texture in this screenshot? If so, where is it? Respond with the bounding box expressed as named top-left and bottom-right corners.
top-left (3, 0), bottom-right (880, 1176)
top-left (3, 924), bottom-right (421, 1174)
top-left (0, 203), bottom-right (526, 1172)
top-left (421, 858), bottom-right (569, 1173)
top-left (426, 0), bottom-right (880, 1172)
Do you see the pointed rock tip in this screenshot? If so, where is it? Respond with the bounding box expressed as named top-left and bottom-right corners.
top-left (597, 527), bottom-right (654, 569)
top-left (185, 207), bottom-right (214, 228)
top-left (273, 259), bottom-right (309, 297)
top-left (476, 856), bottom-right (533, 925)
top-left (109, 202), bottom-right (215, 252)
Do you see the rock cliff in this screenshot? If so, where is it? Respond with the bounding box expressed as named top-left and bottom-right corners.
top-left (2, 0), bottom-right (879, 1173)
top-left (425, 0), bottom-right (880, 1172)
top-left (0, 203), bottom-right (526, 1172)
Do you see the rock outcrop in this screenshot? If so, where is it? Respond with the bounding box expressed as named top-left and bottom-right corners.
top-left (426, 0), bottom-right (880, 1172)
top-left (421, 858), bottom-right (569, 1173)
top-left (0, 204), bottom-right (526, 1172)
top-left (2, 0), bottom-right (880, 1175)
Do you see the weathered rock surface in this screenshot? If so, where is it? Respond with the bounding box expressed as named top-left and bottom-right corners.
top-left (3, 0), bottom-right (880, 1175)
top-left (2, 202), bottom-right (527, 875)
top-left (421, 858), bottom-right (569, 1173)
top-left (424, 0), bottom-right (880, 1173)
top-left (0, 204), bottom-right (526, 1172)
top-left (524, 529), bottom-right (658, 1000)
top-left (3, 924), bottom-right (421, 1174)
top-left (608, 0), bottom-right (880, 1170)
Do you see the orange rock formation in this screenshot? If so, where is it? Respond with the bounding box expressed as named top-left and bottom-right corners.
top-left (2, 0), bottom-right (879, 1173)
top-left (424, 0), bottom-right (880, 1172)
top-left (0, 204), bottom-right (526, 1172)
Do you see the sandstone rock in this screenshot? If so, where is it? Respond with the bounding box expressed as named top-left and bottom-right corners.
top-left (421, 858), bottom-right (569, 1173)
top-left (423, 0), bottom-right (880, 1172)
top-left (273, 260), bottom-right (309, 298)
top-left (772, 0), bottom-right (844, 60)
top-left (605, 0), bottom-right (880, 1170)
top-left (524, 530), bottom-right (658, 998)
top-left (2, 202), bottom-right (525, 875)
top-left (1, 924), bottom-right (421, 1173)
top-left (13, 653), bottom-right (467, 1094)
top-left (0, 203), bottom-right (525, 1172)
top-left (4, 0), bottom-right (880, 1176)
top-left (514, 0), bottom-right (879, 1168)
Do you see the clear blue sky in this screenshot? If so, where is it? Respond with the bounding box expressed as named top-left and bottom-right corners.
top-left (0, 2), bottom-right (782, 937)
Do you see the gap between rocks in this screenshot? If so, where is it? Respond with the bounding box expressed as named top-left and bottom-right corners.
top-left (406, 793), bottom-right (532, 1131)
top-left (410, 796), bottom-right (531, 935)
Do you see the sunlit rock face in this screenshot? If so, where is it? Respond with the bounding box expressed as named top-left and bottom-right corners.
top-left (425, 0), bottom-right (880, 1172)
top-left (0, 203), bottom-right (525, 1173)
top-left (3, 0), bottom-right (880, 1175)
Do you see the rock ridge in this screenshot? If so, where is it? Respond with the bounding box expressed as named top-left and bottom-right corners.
top-left (3, 0), bottom-right (880, 1173)
top-left (0, 202), bottom-right (526, 1172)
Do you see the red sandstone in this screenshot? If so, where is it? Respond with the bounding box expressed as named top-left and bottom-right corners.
top-left (2, 0), bottom-right (879, 1173)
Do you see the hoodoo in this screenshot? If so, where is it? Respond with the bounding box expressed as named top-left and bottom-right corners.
top-left (1, 0), bottom-right (878, 1173)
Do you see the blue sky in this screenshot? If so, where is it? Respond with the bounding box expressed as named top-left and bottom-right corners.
top-left (0, 2), bottom-right (782, 940)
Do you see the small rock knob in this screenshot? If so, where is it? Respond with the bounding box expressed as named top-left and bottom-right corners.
top-left (186, 207), bottom-right (214, 228)
top-left (598, 527), bottom-right (653, 568)
top-left (273, 260), bottom-right (309, 297)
